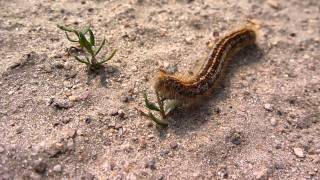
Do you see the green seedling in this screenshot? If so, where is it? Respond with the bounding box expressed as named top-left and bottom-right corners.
top-left (141, 90), bottom-right (180, 128)
top-left (57, 24), bottom-right (116, 70)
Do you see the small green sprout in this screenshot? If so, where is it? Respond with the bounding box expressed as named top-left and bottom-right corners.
top-left (57, 24), bottom-right (117, 70)
top-left (141, 90), bottom-right (180, 128)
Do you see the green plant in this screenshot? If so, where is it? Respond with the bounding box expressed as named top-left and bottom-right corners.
top-left (57, 24), bottom-right (116, 70)
top-left (141, 90), bottom-right (180, 128)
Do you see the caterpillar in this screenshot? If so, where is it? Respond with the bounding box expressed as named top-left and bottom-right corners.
top-left (154, 25), bottom-right (257, 100)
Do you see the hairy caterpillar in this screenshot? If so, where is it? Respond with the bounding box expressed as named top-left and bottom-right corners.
top-left (154, 25), bottom-right (257, 100)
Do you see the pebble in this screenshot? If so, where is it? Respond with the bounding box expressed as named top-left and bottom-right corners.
top-left (120, 95), bottom-right (131, 103)
top-left (16, 127), bottom-right (23, 134)
top-left (63, 129), bottom-right (77, 139)
top-left (80, 172), bottom-right (95, 180)
top-left (52, 62), bottom-right (64, 69)
top-left (0, 146), bottom-right (5, 153)
top-left (264, 103), bottom-right (274, 111)
top-left (293, 147), bottom-right (305, 158)
top-left (85, 116), bottom-right (92, 124)
top-left (267, 0), bottom-right (279, 9)
top-left (254, 167), bottom-right (269, 180)
top-left (270, 118), bottom-right (278, 126)
top-left (64, 62), bottom-right (72, 70)
top-left (145, 159), bottom-right (156, 170)
top-left (62, 117), bottom-right (72, 124)
top-left (217, 166), bottom-right (228, 179)
top-left (66, 139), bottom-right (75, 151)
top-left (52, 99), bottom-right (70, 109)
top-left (228, 132), bottom-right (242, 145)
top-left (110, 110), bottom-right (119, 116)
top-left (139, 138), bottom-right (147, 149)
top-left (8, 90), bottom-right (14, 95)
top-left (102, 161), bottom-right (115, 171)
top-left (118, 109), bottom-right (126, 119)
top-left (185, 37), bottom-right (193, 44)
top-left (33, 159), bottom-right (47, 174)
top-left (310, 155), bottom-right (320, 163)
top-left (68, 95), bottom-right (79, 102)
top-left (45, 142), bottom-right (65, 157)
top-left (130, 65), bottom-right (138, 72)
top-left (53, 164), bottom-right (62, 173)
top-left (65, 71), bottom-right (77, 79)
top-left (170, 142), bottom-right (178, 150)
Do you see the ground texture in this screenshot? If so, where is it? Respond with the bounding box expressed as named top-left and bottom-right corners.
top-left (0, 0), bottom-right (319, 179)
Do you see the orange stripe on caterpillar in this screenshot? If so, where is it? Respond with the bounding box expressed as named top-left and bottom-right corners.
top-left (154, 25), bottom-right (257, 100)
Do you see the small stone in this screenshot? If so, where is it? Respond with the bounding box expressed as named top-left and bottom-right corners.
top-left (110, 110), bottom-right (118, 116)
top-left (130, 65), bottom-right (138, 72)
top-left (80, 172), bottom-right (95, 180)
top-left (62, 118), bottom-right (72, 124)
top-left (264, 103), bottom-right (274, 111)
top-left (33, 159), bottom-right (47, 174)
top-left (310, 155), bottom-right (320, 163)
top-left (8, 90), bottom-right (14, 95)
top-left (185, 37), bottom-right (193, 44)
top-left (118, 109), bottom-right (125, 118)
top-left (145, 159), bottom-right (156, 170)
top-left (52, 99), bottom-right (70, 109)
top-left (53, 164), bottom-right (62, 172)
top-left (85, 116), bottom-right (92, 124)
top-left (64, 62), bottom-right (72, 70)
top-left (16, 127), bottom-right (23, 134)
top-left (139, 138), bottom-right (147, 149)
top-left (120, 96), bottom-right (130, 103)
top-left (170, 142), bottom-right (178, 150)
top-left (254, 167), bottom-right (269, 180)
top-left (46, 142), bottom-right (65, 157)
top-left (66, 139), bottom-right (75, 151)
top-left (293, 147), bottom-right (305, 158)
top-left (52, 62), bottom-right (64, 69)
top-left (228, 132), bottom-right (242, 145)
top-left (217, 167), bottom-right (228, 179)
top-left (68, 95), bottom-right (79, 102)
top-left (80, 91), bottom-right (91, 100)
top-left (0, 146), bottom-right (5, 153)
top-left (270, 118), bottom-right (278, 126)
top-left (65, 71), bottom-right (77, 79)
top-left (102, 162), bottom-right (115, 171)
top-left (63, 129), bottom-right (77, 139)
top-left (267, 0), bottom-right (279, 9)
top-left (29, 173), bottom-right (42, 180)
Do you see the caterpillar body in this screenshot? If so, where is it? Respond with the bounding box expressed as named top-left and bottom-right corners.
top-left (154, 25), bottom-right (257, 100)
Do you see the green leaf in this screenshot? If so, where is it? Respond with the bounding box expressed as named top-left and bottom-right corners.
top-left (143, 92), bottom-right (160, 111)
top-left (148, 111), bottom-right (168, 128)
top-left (57, 25), bottom-right (74, 32)
top-left (85, 56), bottom-right (91, 64)
top-left (79, 32), bottom-right (94, 55)
top-left (65, 32), bottom-right (78, 42)
top-left (88, 29), bottom-right (95, 46)
top-left (97, 49), bottom-right (117, 65)
top-left (81, 25), bottom-right (91, 35)
top-left (164, 100), bottom-right (180, 115)
top-left (95, 38), bottom-right (106, 56)
top-left (72, 55), bottom-right (90, 65)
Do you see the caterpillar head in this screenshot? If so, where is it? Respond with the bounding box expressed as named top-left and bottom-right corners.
top-left (153, 69), bottom-right (180, 99)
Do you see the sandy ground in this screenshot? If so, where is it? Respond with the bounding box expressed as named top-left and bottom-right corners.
top-left (0, 0), bottom-right (319, 179)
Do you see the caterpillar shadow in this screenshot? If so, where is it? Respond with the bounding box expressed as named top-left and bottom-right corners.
top-left (167, 44), bottom-right (264, 136)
